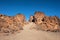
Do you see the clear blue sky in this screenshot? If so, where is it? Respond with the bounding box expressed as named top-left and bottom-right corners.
top-left (0, 0), bottom-right (60, 20)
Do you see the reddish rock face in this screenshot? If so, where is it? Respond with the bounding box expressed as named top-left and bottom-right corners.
top-left (0, 14), bottom-right (25, 34)
top-left (29, 12), bottom-right (60, 32)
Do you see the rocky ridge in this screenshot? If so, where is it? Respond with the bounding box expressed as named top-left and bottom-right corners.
top-left (0, 11), bottom-right (60, 35)
top-left (29, 12), bottom-right (60, 32)
top-left (0, 14), bottom-right (25, 35)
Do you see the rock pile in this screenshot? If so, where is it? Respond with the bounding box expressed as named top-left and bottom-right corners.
top-left (29, 12), bottom-right (60, 32)
top-left (0, 14), bottom-right (25, 34)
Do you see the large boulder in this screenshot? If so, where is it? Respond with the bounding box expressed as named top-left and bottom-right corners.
top-left (14, 14), bottom-right (26, 26)
top-left (34, 12), bottom-right (45, 24)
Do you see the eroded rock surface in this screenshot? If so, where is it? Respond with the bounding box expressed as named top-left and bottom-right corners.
top-left (0, 14), bottom-right (25, 35)
top-left (29, 12), bottom-right (60, 32)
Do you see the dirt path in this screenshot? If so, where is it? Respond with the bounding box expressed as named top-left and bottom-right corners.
top-left (0, 22), bottom-right (60, 40)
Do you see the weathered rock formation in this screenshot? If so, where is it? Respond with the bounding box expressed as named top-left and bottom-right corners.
top-left (14, 14), bottom-right (26, 26)
top-left (0, 11), bottom-right (60, 34)
top-left (29, 15), bottom-right (34, 22)
top-left (29, 12), bottom-right (60, 32)
top-left (0, 14), bottom-right (25, 34)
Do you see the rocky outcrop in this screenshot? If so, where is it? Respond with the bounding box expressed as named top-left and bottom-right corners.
top-left (14, 14), bottom-right (26, 26)
top-left (29, 12), bottom-right (60, 32)
top-left (34, 12), bottom-right (45, 24)
top-left (0, 14), bottom-right (25, 34)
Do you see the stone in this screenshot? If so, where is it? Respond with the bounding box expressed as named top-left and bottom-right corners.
top-left (34, 12), bottom-right (45, 24)
top-left (14, 14), bottom-right (26, 26)
top-left (0, 14), bottom-right (25, 34)
top-left (29, 11), bottom-right (60, 32)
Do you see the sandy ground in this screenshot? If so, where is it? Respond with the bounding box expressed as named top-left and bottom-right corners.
top-left (0, 22), bottom-right (60, 40)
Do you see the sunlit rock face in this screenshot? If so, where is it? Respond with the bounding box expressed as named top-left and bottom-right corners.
top-left (14, 14), bottom-right (26, 26)
top-left (0, 14), bottom-right (25, 34)
top-left (40, 16), bottom-right (60, 32)
top-left (29, 12), bottom-right (60, 32)
top-left (34, 12), bottom-right (45, 24)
